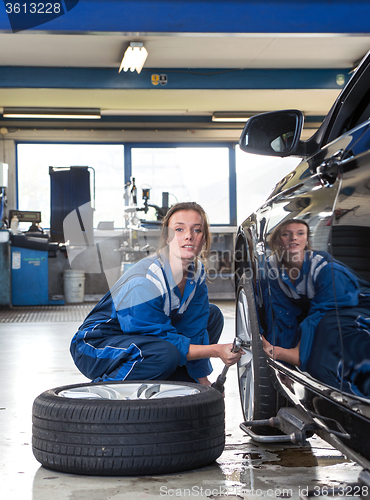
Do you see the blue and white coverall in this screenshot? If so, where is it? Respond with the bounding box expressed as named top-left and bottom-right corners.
top-left (70, 253), bottom-right (223, 382)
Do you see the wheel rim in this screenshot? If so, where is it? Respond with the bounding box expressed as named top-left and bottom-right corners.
top-left (236, 288), bottom-right (254, 420)
top-left (58, 382), bottom-right (200, 400)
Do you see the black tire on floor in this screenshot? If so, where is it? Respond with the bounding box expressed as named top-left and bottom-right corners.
top-left (236, 272), bottom-right (285, 434)
top-left (32, 380), bottom-right (225, 476)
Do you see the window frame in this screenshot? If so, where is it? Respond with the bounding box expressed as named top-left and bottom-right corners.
top-left (125, 142), bottom-right (236, 227)
top-left (15, 140), bottom-right (237, 228)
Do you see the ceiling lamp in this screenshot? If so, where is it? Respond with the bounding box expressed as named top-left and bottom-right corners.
top-left (119, 42), bottom-right (148, 74)
top-left (2, 107), bottom-right (101, 119)
top-left (212, 112), bottom-right (256, 123)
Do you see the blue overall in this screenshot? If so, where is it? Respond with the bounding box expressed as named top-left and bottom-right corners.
top-left (263, 250), bottom-right (370, 397)
top-left (70, 253), bottom-right (223, 383)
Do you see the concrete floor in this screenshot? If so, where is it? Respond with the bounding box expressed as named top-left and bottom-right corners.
top-left (0, 302), bottom-right (363, 500)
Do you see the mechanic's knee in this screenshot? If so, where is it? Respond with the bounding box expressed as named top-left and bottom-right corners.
top-left (160, 341), bottom-right (182, 377)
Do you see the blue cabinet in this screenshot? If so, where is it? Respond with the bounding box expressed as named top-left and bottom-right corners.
top-left (11, 246), bottom-right (49, 306)
top-left (11, 235), bottom-right (64, 306)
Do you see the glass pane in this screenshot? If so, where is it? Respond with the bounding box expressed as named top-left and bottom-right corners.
top-left (17, 144), bottom-right (124, 229)
top-left (131, 147), bottom-right (230, 224)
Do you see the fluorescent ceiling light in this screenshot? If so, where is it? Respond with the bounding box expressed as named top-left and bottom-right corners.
top-left (119, 42), bottom-right (148, 74)
top-left (2, 107), bottom-right (101, 119)
top-left (212, 112), bottom-right (255, 122)
top-left (100, 109), bottom-right (205, 116)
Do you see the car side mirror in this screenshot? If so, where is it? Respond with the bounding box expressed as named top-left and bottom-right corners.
top-left (239, 110), bottom-right (304, 157)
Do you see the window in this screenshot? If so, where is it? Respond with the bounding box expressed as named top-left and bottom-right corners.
top-left (131, 146), bottom-right (230, 225)
top-left (17, 143), bottom-right (234, 230)
top-left (17, 144), bottom-right (124, 229)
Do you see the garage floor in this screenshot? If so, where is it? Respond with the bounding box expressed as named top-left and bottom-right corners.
top-left (0, 301), bottom-right (363, 500)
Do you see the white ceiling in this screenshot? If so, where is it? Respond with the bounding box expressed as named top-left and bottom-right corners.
top-left (1, 32), bottom-right (370, 139)
top-left (2, 32), bottom-right (369, 69)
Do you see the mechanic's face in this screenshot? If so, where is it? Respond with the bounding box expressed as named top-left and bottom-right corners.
top-left (167, 210), bottom-right (205, 265)
top-left (279, 223), bottom-right (308, 260)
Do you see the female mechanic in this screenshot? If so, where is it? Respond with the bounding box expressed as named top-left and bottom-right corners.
top-left (70, 201), bottom-right (242, 385)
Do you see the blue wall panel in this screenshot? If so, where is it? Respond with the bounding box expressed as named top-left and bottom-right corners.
top-left (0, 66), bottom-right (351, 89)
top-left (1, 1), bottom-right (370, 34)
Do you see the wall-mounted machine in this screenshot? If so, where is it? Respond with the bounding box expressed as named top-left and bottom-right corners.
top-left (9, 209), bottom-right (43, 234)
top-left (9, 210), bottom-right (64, 306)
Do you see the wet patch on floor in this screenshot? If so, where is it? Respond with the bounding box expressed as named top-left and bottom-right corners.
top-left (232, 441), bottom-right (349, 469)
top-left (265, 448), bottom-right (348, 468)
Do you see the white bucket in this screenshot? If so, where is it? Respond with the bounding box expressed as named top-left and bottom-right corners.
top-left (63, 270), bottom-right (85, 303)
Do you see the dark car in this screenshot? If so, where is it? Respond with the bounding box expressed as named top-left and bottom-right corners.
top-left (235, 50), bottom-right (370, 489)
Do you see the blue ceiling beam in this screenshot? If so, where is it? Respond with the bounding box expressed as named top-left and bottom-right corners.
top-left (1, 1), bottom-right (370, 34)
top-left (0, 67), bottom-right (351, 89)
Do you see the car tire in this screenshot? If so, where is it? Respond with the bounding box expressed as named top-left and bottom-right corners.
top-left (32, 380), bottom-right (225, 476)
top-left (236, 272), bottom-right (284, 434)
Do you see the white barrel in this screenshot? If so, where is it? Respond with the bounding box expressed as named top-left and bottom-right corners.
top-left (63, 270), bottom-right (85, 303)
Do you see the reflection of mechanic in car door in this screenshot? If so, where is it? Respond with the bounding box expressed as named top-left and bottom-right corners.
top-left (70, 202), bottom-right (243, 385)
top-left (261, 219), bottom-right (370, 398)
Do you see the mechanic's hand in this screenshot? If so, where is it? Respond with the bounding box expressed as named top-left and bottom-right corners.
top-left (198, 376), bottom-right (212, 386)
top-left (262, 335), bottom-right (274, 358)
top-left (262, 336), bottom-right (300, 366)
top-left (218, 343), bottom-right (244, 367)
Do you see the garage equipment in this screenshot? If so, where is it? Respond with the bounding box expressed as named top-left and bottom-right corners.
top-left (49, 166), bottom-right (95, 243)
top-left (0, 229), bottom-right (10, 306)
top-left (0, 163), bottom-right (10, 305)
top-left (212, 336), bottom-right (242, 393)
top-left (10, 210), bottom-right (64, 306)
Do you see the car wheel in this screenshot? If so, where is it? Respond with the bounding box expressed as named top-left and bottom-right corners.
top-left (236, 272), bottom-right (283, 434)
top-left (32, 380), bottom-right (225, 476)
